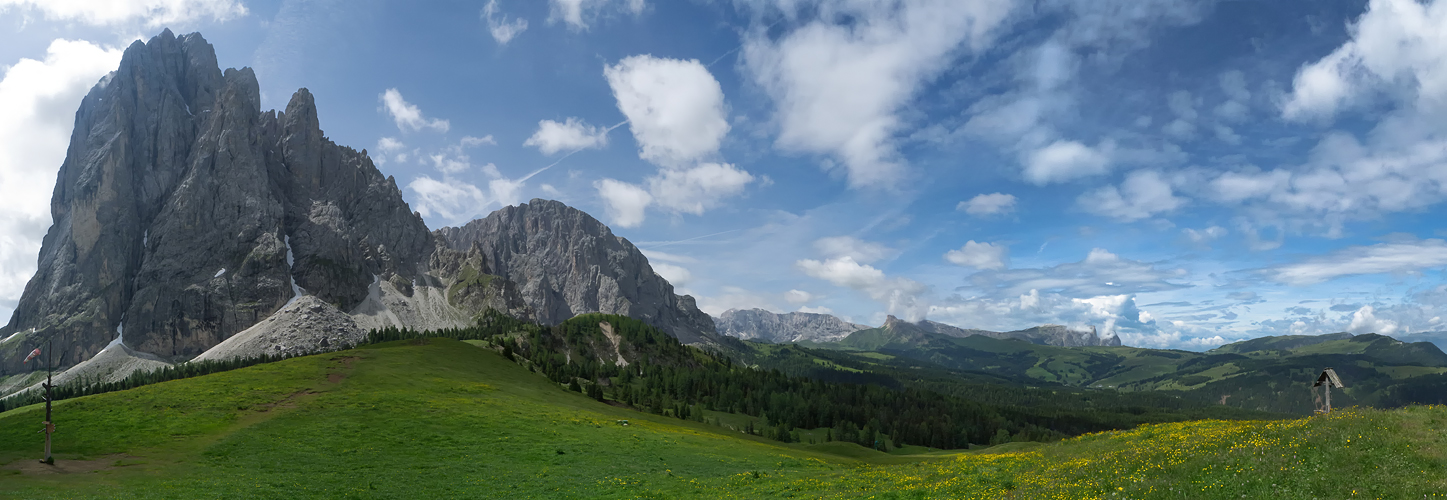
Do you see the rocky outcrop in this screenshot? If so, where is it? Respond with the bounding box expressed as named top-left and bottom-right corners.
top-left (432, 199), bottom-right (720, 345)
top-left (715, 308), bottom-right (870, 343)
top-left (0, 30), bottom-right (723, 387)
top-left (0, 30), bottom-right (432, 375)
top-left (192, 296), bottom-right (364, 362)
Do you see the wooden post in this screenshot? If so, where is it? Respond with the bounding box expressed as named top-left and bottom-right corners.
top-left (41, 339), bottom-right (53, 465)
top-left (1323, 382), bottom-right (1330, 414)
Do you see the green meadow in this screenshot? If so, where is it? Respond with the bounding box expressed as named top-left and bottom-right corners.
top-left (1, 338), bottom-right (1444, 499)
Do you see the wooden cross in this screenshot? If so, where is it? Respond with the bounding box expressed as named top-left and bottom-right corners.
top-left (1312, 368), bottom-right (1345, 414)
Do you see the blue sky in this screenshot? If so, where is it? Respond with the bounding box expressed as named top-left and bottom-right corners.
top-left (3, 0), bottom-right (1447, 349)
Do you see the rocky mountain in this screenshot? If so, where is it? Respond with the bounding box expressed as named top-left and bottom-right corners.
top-left (881, 316), bottom-right (1121, 347)
top-left (714, 308), bottom-right (870, 343)
top-left (0, 30), bottom-right (716, 389)
top-left (432, 200), bottom-right (719, 345)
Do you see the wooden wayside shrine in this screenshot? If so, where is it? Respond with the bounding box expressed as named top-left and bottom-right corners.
top-left (1312, 368), bottom-right (1345, 414)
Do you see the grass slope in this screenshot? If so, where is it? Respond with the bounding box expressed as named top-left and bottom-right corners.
top-left (1, 339), bottom-right (1444, 498)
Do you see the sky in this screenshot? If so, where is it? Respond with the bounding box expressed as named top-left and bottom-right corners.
top-left (3, 0), bottom-right (1447, 350)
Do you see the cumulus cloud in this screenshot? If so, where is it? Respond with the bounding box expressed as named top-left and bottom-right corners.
top-left (797, 305), bottom-right (833, 315)
top-left (594, 178), bottom-right (652, 228)
top-left (376, 137), bottom-right (405, 153)
top-left (1347, 305), bottom-right (1399, 335)
top-left (0, 39), bottom-right (123, 325)
top-left (0, 0), bottom-right (246, 26)
top-left (651, 262), bottom-right (692, 287)
top-left (524, 117), bottom-right (609, 155)
top-left (1078, 169), bottom-right (1185, 221)
top-left (483, 0), bottom-right (528, 45)
top-left (593, 163), bottom-right (756, 226)
top-left (646, 163), bottom-right (754, 215)
top-left (548, 0), bottom-right (644, 30)
top-left (604, 55), bottom-right (728, 166)
top-left (741, 0), bottom-right (1016, 188)
top-left (1023, 140), bottom-right (1112, 184)
top-left (944, 241), bottom-right (1008, 270)
top-left (958, 192), bottom-right (1017, 216)
top-left (784, 289), bottom-right (814, 305)
top-left (813, 236), bottom-right (893, 264)
top-left (408, 176), bottom-right (488, 226)
top-left (796, 256), bottom-right (929, 320)
top-left (1267, 238), bottom-right (1447, 286)
top-left (1183, 226), bottom-right (1227, 245)
top-left (1282, 0), bottom-right (1447, 120)
top-left (962, 0), bottom-right (1210, 185)
top-left (380, 88), bottom-right (449, 133)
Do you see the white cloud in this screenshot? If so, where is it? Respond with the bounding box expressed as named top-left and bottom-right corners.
top-left (408, 176), bottom-right (488, 226)
top-left (594, 178), bottom-right (652, 228)
top-left (784, 289), bottom-right (814, 304)
top-left (945, 241), bottom-right (1008, 270)
top-left (796, 256), bottom-right (929, 321)
top-left (641, 249), bottom-right (696, 264)
top-left (482, 0), bottom-right (528, 45)
top-left (1268, 238), bottom-right (1447, 285)
top-left (646, 163), bottom-right (754, 215)
top-left (376, 137), bottom-right (405, 153)
top-left (1023, 140), bottom-right (1112, 184)
top-left (380, 88), bottom-right (449, 133)
top-left (958, 192), bottom-right (1017, 216)
top-left (604, 55), bottom-right (729, 166)
top-left (963, 247), bottom-right (1188, 299)
top-left (0, 39), bottom-right (124, 326)
top-left (0, 0), bottom-right (246, 26)
top-left (694, 286), bottom-right (778, 316)
top-left (1283, 0), bottom-right (1447, 121)
top-left (547, 0), bottom-right (644, 30)
top-left (461, 135), bottom-right (496, 147)
top-left (741, 0), bottom-right (1016, 189)
top-left (1078, 169), bottom-right (1185, 221)
top-left (813, 236), bottom-right (892, 264)
top-left (797, 305), bottom-right (833, 315)
top-left (524, 117), bottom-right (608, 155)
top-left (1347, 305), bottom-right (1399, 335)
top-left (651, 262), bottom-right (692, 287)
top-left (1183, 226), bottom-right (1227, 245)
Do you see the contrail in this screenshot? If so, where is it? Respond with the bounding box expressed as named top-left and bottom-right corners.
top-left (517, 119), bottom-right (630, 182)
top-left (638, 229), bottom-right (741, 249)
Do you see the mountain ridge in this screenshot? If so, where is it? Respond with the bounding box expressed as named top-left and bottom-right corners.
top-left (0, 30), bottom-right (717, 387)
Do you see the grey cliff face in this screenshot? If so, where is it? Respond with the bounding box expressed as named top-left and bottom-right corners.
top-left (715, 308), bottom-right (869, 343)
top-left (433, 199), bottom-right (719, 345)
top-left (0, 30), bottom-right (431, 373)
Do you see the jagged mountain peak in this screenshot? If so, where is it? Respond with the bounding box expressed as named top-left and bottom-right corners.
top-left (432, 198), bottom-right (719, 346)
top-left (715, 308), bottom-right (869, 343)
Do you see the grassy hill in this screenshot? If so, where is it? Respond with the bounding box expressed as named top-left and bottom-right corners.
top-left (1, 338), bottom-right (1444, 498)
top-left (803, 324), bottom-right (1447, 414)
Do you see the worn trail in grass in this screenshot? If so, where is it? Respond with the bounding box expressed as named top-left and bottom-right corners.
top-left (1, 339), bottom-right (1444, 499)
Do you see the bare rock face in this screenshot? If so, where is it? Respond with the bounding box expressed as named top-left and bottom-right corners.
top-left (0, 30), bottom-right (431, 374)
top-left (0, 30), bottom-right (721, 384)
top-left (715, 308), bottom-right (870, 343)
top-left (432, 199), bottom-right (720, 345)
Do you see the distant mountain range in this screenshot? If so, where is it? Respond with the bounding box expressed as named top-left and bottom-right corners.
top-left (714, 309), bottom-right (1120, 347)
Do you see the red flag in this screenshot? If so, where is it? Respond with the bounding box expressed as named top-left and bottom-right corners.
top-left (23, 348), bottom-right (40, 363)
